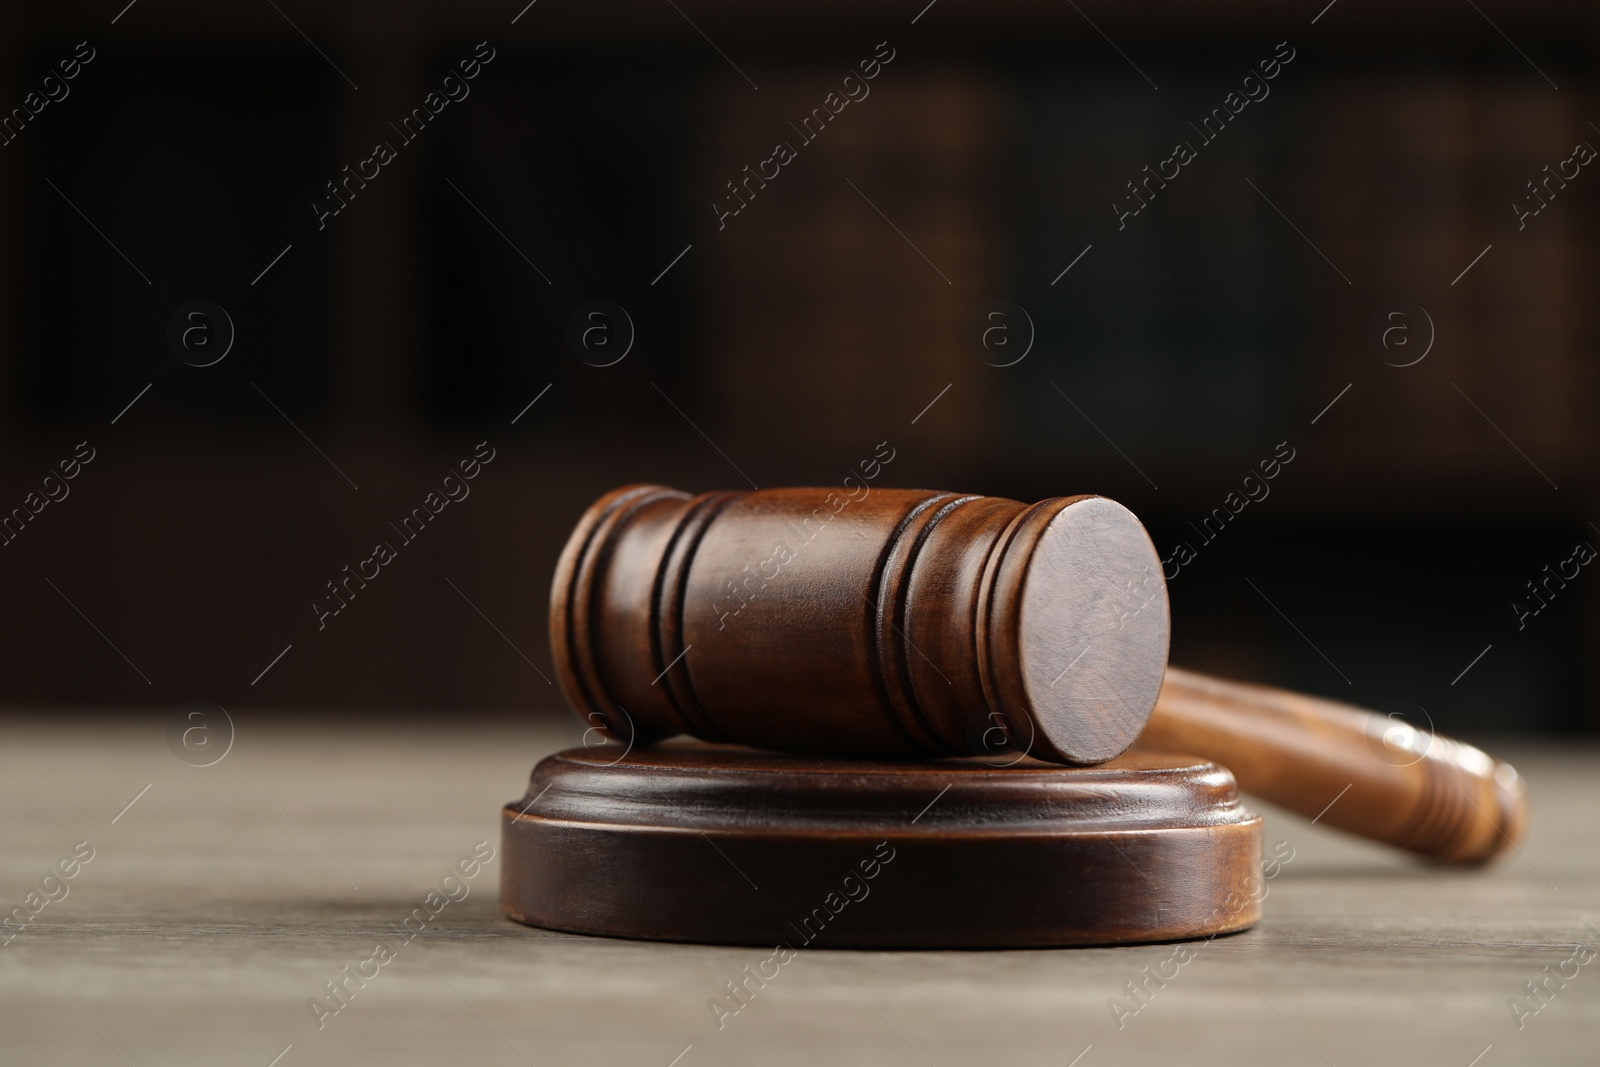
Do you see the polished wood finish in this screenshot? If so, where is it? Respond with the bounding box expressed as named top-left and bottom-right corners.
top-left (550, 484), bottom-right (1528, 864)
top-left (551, 483), bottom-right (1171, 766)
top-left (1145, 668), bottom-right (1526, 863)
top-left (501, 742), bottom-right (1263, 948)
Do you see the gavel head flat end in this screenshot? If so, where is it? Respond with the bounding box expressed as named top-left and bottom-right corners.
top-left (987, 495), bottom-right (1172, 765)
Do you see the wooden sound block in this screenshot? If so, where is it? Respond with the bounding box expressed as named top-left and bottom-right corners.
top-left (500, 743), bottom-right (1264, 948)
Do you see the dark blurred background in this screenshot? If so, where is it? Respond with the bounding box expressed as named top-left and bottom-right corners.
top-left (0, 1), bottom-right (1593, 736)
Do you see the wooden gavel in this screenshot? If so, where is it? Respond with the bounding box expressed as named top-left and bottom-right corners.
top-left (551, 484), bottom-right (1527, 863)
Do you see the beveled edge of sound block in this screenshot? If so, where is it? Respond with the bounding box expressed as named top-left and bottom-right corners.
top-left (500, 742), bottom-right (1263, 949)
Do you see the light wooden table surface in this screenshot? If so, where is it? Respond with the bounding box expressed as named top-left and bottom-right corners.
top-left (1, 716), bottom-right (1595, 1066)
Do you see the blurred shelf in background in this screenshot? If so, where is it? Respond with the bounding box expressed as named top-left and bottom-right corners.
top-left (0, 1), bottom-right (1593, 732)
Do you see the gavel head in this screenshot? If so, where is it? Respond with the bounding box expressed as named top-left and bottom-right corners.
top-left (550, 485), bottom-right (1171, 765)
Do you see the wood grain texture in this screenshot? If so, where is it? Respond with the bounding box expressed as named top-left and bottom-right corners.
top-left (501, 743), bottom-right (1263, 947)
top-left (1148, 667), bottom-right (1528, 863)
top-left (0, 720), bottom-right (1593, 1066)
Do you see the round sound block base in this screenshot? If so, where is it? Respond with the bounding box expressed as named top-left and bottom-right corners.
top-left (501, 743), bottom-right (1264, 949)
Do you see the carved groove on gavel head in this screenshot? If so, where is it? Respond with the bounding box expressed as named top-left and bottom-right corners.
top-left (551, 484), bottom-right (1173, 766)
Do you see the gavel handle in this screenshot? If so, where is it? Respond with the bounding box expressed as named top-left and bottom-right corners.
top-left (1140, 667), bottom-right (1528, 863)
